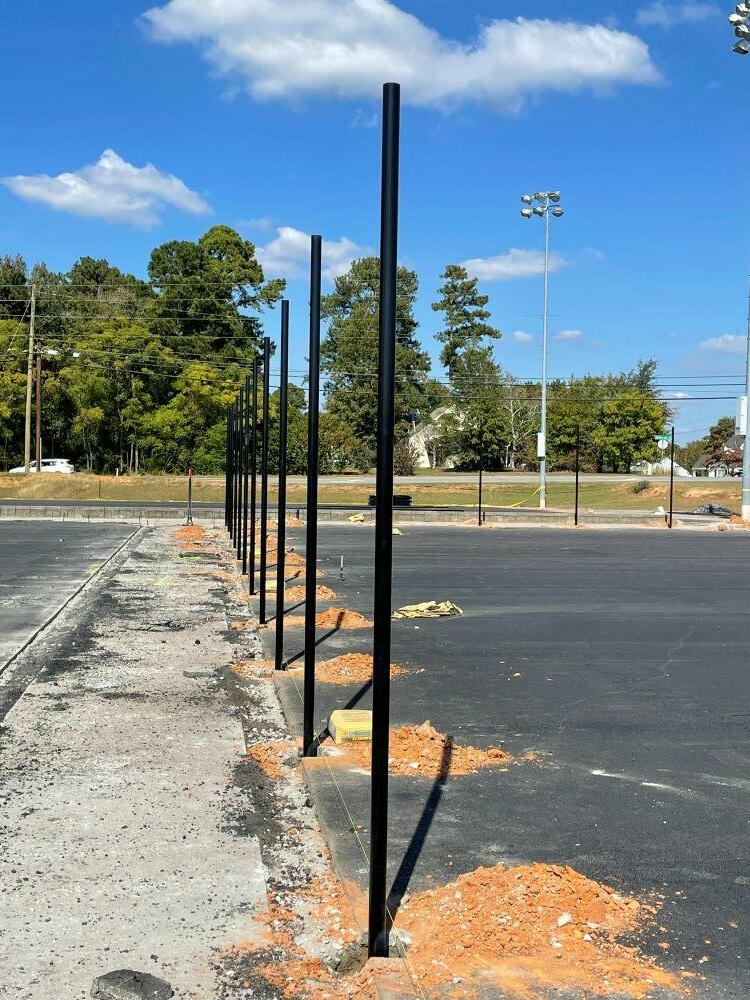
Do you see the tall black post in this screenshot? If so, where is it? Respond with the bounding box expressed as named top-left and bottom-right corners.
top-left (369, 81), bottom-right (400, 961)
top-left (236, 384), bottom-right (245, 559)
top-left (669, 425), bottom-right (676, 529)
top-left (225, 404), bottom-right (232, 531)
top-left (249, 356), bottom-right (259, 595)
top-left (478, 434), bottom-right (484, 527)
top-left (275, 302), bottom-right (290, 670)
top-left (229, 403), bottom-right (236, 538)
top-left (234, 398), bottom-right (241, 545)
top-left (304, 236), bottom-right (322, 756)
top-left (242, 375), bottom-right (251, 574)
top-left (575, 427), bottom-right (581, 528)
top-left (259, 336), bottom-right (271, 625)
top-left (187, 468), bottom-right (194, 526)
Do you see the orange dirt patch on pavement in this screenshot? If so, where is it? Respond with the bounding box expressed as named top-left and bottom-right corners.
top-left (285, 551), bottom-right (306, 566)
top-left (284, 607), bottom-right (372, 630)
top-left (397, 863), bottom-right (686, 999)
top-left (335, 721), bottom-right (512, 779)
top-left (175, 524), bottom-right (208, 543)
top-left (287, 567), bottom-right (323, 581)
top-left (315, 653), bottom-right (406, 685)
top-left (246, 740), bottom-right (297, 780)
top-left (284, 584), bottom-right (337, 603)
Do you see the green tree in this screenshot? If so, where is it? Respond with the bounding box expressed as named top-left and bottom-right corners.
top-left (148, 225), bottom-right (284, 363)
top-left (431, 264), bottom-right (501, 379)
top-left (321, 257), bottom-right (430, 449)
top-left (705, 416), bottom-right (736, 461)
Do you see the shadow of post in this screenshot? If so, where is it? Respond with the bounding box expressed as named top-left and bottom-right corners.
top-left (386, 734), bottom-right (454, 925)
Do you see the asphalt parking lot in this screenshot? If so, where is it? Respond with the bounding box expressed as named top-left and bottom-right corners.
top-left (0, 520), bottom-right (136, 675)
top-left (278, 523), bottom-right (750, 998)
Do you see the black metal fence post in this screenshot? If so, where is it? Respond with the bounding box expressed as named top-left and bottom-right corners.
top-left (187, 468), bottom-right (194, 526)
top-left (304, 235), bottom-right (322, 755)
top-left (242, 375), bottom-right (251, 574)
top-left (237, 384), bottom-right (245, 560)
top-left (249, 356), bottom-right (259, 595)
top-left (575, 427), bottom-right (581, 528)
top-left (669, 425), bottom-right (676, 529)
top-left (225, 404), bottom-right (232, 530)
top-left (275, 302), bottom-right (290, 670)
top-left (234, 398), bottom-right (241, 546)
top-left (228, 403), bottom-right (235, 538)
top-left (478, 434), bottom-right (484, 527)
top-left (369, 81), bottom-right (400, 961)
top-left (259, 336), bottom-right (271, 625)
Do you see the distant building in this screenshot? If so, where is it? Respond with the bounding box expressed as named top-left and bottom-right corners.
top-left (692, 433), bottom-right (745, 478)
top-left (630, 457), bottom-right (691, 477)
top-left (407, 405), bottom-right (458, 469)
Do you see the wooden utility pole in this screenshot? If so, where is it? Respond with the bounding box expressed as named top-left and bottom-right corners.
top-left (23, 283), bottom-right (36, 472)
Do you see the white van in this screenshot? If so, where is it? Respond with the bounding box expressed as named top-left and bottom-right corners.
top-left (9, 458), bottom-right (76, 474)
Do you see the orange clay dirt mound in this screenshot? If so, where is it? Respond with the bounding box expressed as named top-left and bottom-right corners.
top-left (285, 607), bottom-right (372, 630)
top-left (284, 584), bottom-right (337, 603)
top-left (396, 863), bottom-right (685, 1000)
top-left (246, 740), bottom-right (297, 780)
top-left (315, 653), bottom-right (405, 685)
top-left (338, 721), bottom-right (512, 779)
top-left (285, 551), bottom-right (306, 566)
top-left (175, 524), bottom-right (208, 543)
top-left (287, 567), bottom-right (322, 581)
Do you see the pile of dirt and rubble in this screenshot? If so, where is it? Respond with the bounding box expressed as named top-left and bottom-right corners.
top-left (284, 584), bottom-right (337, 603)
top-left (336, 722), bottom-right (512, 779)
top-left (314, 653), bottom-right (406, 685)
top-left (174, 524), bottom-right (223, 556)
top-left (396, 862), bottom-right (685, 998)
top-left (246, 740), bottom-right (298, 781)
top-left (287, 567), bottom-right (323, 581)
top-left (285, 608), bottom-right (373, 630)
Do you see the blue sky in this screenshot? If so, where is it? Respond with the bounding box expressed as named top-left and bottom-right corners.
top-left (1, 0), bottom-right (748, 440)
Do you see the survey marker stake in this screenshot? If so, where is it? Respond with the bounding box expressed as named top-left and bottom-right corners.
top-left (259, 336), bottom-right (271, 625)
top-left (369, 81), bottom-right (400, 960)
top-left (304, 236), bottom-right (322, 753)
top-left (275, 301), bottom-right (290, 671)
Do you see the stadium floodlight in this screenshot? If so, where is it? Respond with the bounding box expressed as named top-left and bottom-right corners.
top-left (516, 189), bottom-right (566, 512)
top-left (737, 2), bottom-right (750, 14)
top-left (737, 22), bottom-right (750, 36)
top-left (730, 12), bottom-right (748, 24)
top-left (734, 38), bottom-right (750, 52)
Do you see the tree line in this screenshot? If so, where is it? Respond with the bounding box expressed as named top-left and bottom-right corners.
top-left (0, 226), bottom-right (668, 475)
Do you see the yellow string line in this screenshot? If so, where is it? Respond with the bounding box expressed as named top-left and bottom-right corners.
top-left (284, 659), bottom-right (428, 999)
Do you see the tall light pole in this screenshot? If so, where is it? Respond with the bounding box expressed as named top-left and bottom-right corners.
top-left (520, 191), bottom-right (565, 509)
top-left (728, 5), bottom-right (750, 517)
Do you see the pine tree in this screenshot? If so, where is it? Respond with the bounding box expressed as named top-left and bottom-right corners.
top-left (431, 264), bottom-right (501, 378)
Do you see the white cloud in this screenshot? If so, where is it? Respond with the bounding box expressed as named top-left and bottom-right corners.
top-left (555, 329), bottom-right (584, 341)
top-left (636, 2), bottom-right (715, 29)
top-left (2, 149), bottom-right (210, 227)
top-left (462, 248), bottom-right (567, 282)
top-left (258, 226), bottom-right (371, 282)
top-left (144, 2), bottom-right (660, 109)
top-left (699, 334), bottom-right (747, 354)
top-left (513, 330), bottom-right (534, 344)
